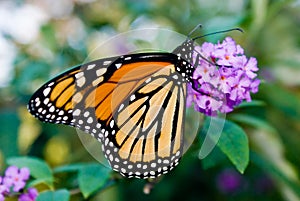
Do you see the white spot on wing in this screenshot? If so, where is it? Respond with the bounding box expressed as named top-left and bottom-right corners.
top-left (73, 109), bottom-right (81, 116)
top-left (48, 82), bottom-right (54, 87)
top-left (84, 111), bottom-right (90, 117)
top-left (76, 76), bottom-right (86, 87)
top-left (43, 87), bottom-right (51, 97)
top-left (49, 106), bottom-right (55, 112)
top-left (87, 64), bottom-right (96, 70)
top-left (115, 63), bottom-right (122, 69)
top-left (110, 120), bottom-right (114, 128)
top-left (96, 68), bottom-right (107, 76)
top-left (35, 101), bottom-right (40, 107)
top-left (145, 77), bottom-right (151, 83)
top-left (87, 117), bottom-right (93, 124)
top-left (130, 94), bottom-right (136, 101)
top-left (75, 72), bottom-right (84, 78)
top-left (103, 60), bottom-right (111, 65)
top-left (43, 98), bottom-right (49, 105)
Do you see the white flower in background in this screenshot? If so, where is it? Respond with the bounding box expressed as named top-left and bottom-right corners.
top-left (31, 0), bottom-right (74, 19)
top-left (0, 37), bottom-right (16, 87)
top-left (0, 1), bottom-right (48, 87)
top-left (0, 1), bottom-right (48, 44)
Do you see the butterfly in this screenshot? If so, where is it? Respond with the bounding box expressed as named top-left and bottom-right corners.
top-left (28, 25), bottom-right (204, 179)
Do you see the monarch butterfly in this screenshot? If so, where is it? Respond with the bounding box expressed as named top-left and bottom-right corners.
top-left (28, 25), bottom-right (237, 179)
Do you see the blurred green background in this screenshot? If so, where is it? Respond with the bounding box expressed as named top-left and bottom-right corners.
top-left (1, 0), bottom-right (300, 200)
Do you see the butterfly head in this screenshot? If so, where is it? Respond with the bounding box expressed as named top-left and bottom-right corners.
top-left (172, 39), bottom-right (196, 82)
top-left (172, 24), bottom-right (201, 65)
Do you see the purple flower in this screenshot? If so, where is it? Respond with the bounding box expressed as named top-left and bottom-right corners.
top-left (197, 95), bottom-right (222, 116)
top-left (200, 42), bottom-right (215, 58)
top-left (0, 193), bottom-right (4, 201)
top-left (233, 56), bottom-right (258, 79)
top-left (0, 177), bottom-right (9, 201)
top-left (213, 37), bottom-right (238, 66)
top-left (216, 169), bottom-right (243, 194)
top-left (18, 188), bottom-right (38, 201)
top-left (187, 37), bottom-right (260, 116)
top-left (4, 166), bottom-right (30, 192)
top-left (250, 79), bottom-right (260, 93)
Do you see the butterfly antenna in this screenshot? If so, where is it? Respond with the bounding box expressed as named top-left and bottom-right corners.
top-left (187, 23), bottom-right (202, 38)
top-left (192, 28), bottom-right (243, 40)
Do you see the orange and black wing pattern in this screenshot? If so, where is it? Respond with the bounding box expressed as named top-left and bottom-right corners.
top-left (28, 52), bottom-right (191, 178)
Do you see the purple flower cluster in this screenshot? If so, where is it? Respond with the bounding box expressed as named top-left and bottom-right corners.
top-left (0, 166), bottom-right (38, 201)
top-left (187, 37), bottom-right (260, 116)
top-left (216, 169), bottom-right (244, 194)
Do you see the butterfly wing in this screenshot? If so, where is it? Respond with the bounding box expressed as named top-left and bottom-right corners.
top-left (28, 53), bottom-right (186, 178)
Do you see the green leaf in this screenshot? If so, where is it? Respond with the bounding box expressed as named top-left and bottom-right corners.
top-left (261, 84), bottom-right (300, 120)
top-left (199, 119), bottom-right (227, 169)
top-left (201, 145), bottom-right (227, 170)
top-left (217, 120), bottom-right (249, 173)
top-left (229, 114), bottom-right (276, 133)
top-left (201, 118), bottom-right (249, 173)
top-left (235, 100), bottom-right (266, 108)
top-left (7, 157), bottom-right (53, 187)
top-left (36, 189), bottom-right (70, 201)
top-left (27, 178), bottom-right (53, 188)
top-left (0, 112), bottom-right (19, 157)
top-left (53, 163), bottom-right (86, 173)
top-left (78, 164), bottom-right (111, 198)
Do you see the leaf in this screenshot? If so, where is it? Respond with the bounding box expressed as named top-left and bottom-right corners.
top-left (27, 178), bottom-right (53, 188)
top-left (235, 100), bottom-right (266, 108)
top-left (261, 84), bottom-right (300, 120)
top-left (0, 112), bottom-right (19, 157)
top-left (200, 118), bottom-right (249, 173)
top-left (7, 157), bottom-right (53, 187)
top-left (201, 145), bottom-right (227, 170)
top-left (78, 164), bottom-right (111, 198)
top-left (229, 114), bottom-right (276, 133)
top-left (198, 117), bottom-right (226, 159)
top-left (36, 189), bottom-right (70, 201)
top-left (216, 120), bottom-right (249, 173)
top-left (53, 163), bottom-right (86, 173)
top-left (198, 118), bottom-right (227, 169)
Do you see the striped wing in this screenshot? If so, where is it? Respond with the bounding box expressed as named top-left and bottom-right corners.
top-left (28, 53), bottom-right (186, 179)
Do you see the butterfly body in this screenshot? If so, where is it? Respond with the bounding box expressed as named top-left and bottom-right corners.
top-left (28, 39), bottom-right (196, 179)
